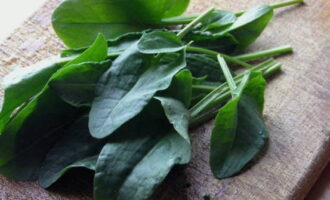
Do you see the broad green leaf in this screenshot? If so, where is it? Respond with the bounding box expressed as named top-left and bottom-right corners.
top-left (89, 43), bottom-right (186, 139)
top-left (137, 31), bottom-right (185, 54)
top-left (201, 10), bottom-right (236, 31)
top-left (52, 0), bottom-right (189, 48)
top-left (0, 58), bottom-right (62, 132)
top-left (186, 6), bottom-right (273, 51)
top-left (0, 88), bottom-right (78, 180)
top-left (95, 131), bottom-right (190, 200)
top-left (226, 5), bottom-right (273, 48)
top-left (60, 32), bottom-right (143, 57)
top-left (185, 32), bottom-right (239, 52)
top-left (94, 102), bottom-right (190, 200)
top-left (49, 60), bottom-right (111, 107)
top-left (38, 116), bottom-right (104, 188)
top-left (39, 156), bottom-right (98, 188)
top-left (210, 72), bottom-right (267, 178)
top-left (64, 34), bottom-right (108, 66)
top-left (186, 53), bottom-right (227, 84)
top-left (0, 34), bottom-right (108, 132)
top-left (160, 69), bottom-right (193, 107)
top-left (155, 96), bottom-right (190, 143)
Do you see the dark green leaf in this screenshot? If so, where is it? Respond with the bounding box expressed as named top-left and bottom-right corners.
top-left (0, 58), bottom-right (62, 132)
top-left (185, 32), bottom-right (239, 52)
top-left (160, 69), bottom-right (192, 107)
top-left (210, 72), bottom-right (267, 178)
top-left (137, 31), bottom-right (185, 54)
top-left (49, 60), bottom-right (111, 107)
top-left (225, 5), bottom-right (273, 48)
top-left (186, 53), bottom-right (227, 84)
top-left (38, 116), bottom-right (104, 188)
top-left (95, 131), bottom-right (190, 200)
top-left (0, 88), bottom-right (78, 180)
top-left (155, 96), bottom-right (190, 143)
top-left (201, 10), bottom-right (236, 31)
top-left (60, 32), bottom-right (143, 58)
top-left (94, 100), bottom-right (190, 200)
top-left (89, 43), bottom-right (186, 139)
top-left (64, 34), bottom-right (108, 66)
top-left (52, 0), bottom-right (189, 48)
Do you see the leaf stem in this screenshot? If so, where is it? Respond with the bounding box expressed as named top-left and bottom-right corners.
top-left (217, 55), bottom-right (237, 97)
top-left (187, 46), bottom-right (253, 68)
top-left (177, 8), bottom-right (215, 38)
top-left (189, 60), bottom-right (281, 125)
top-left (235, 0), bottom-right (304, 16)
top-left (270, 0), bottom-right (304, 9)
top-left (161, 14), bottom-right (200, 25)
top-left (234, 45), bottom-right (293, 61)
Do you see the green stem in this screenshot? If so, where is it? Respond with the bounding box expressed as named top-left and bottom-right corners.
top-left (189, 59), bottom-right (280, 124)
top-left (162, 0), bottom-right (304, 25)
top-left (263, 63), bottom-right (282, 78)
top-left (192, 85), bottom-right (217, 92)
top-left (217, 55), bottom-right (237, 97)
top-left (234, 45), bottom-right (293, 61)
top-left (187, 46), bottom-right (253, 68)
top-left (177, 8), bottom-right (215, 38)
top-left (192, 58), bottom-right (276, 92)
top-left (161, 14), bottom-right (199, 25)
top-left (270, 0), bottom-right (304, 9)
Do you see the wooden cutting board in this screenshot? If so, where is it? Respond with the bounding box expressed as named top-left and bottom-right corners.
top-left (0, 0), bottom-right (329, 199)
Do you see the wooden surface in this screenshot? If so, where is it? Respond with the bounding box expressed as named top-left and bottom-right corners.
top-left (0, 0), bottom-right (329, 199)
top-left (307, 164), bottom-right (330, 200)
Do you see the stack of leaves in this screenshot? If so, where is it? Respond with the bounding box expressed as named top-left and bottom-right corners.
top-left (0, 0), bottom-right (303, 199)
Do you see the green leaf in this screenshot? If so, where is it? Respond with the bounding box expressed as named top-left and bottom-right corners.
top-left (186, 53), bottom-right (227, 84)
top-left (154, 96), bottom-right (190, 143)
top-left (137, 31), bottom-right (185, 54)
top-left (160, 69), bottom-right (193, 107)
top-left (52, 0), bottom-right (189, 48)
top-left (49, 60), bottom-right (111, 107)
top-left (95, 131), bottom-right (190, 200)
top-left (210, 72), bottom-right (267, 178)
top-left (0, 58), bottom-right (63, 132)
top-left (0, 88), bottom-right (78, 180)
top-left (185, 32), bottom-right (239, 52)
top-left (64, 34), bottom-right (108, 66)
top-left (89, 43), bottom-right (186, 139)
top-left (201, 10), bottom-right (236, 31)
top-left (0, 34), bottom-right (108, 131)
top-left (226, 5), bottom-right (274, 48)
top-left (94, 102), bottom-right (190, 200)
top-left (38, 116), bottom-right (104, 188)
top-left (60, 32), bottom-right (143, 57)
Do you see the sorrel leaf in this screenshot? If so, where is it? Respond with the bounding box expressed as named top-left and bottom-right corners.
top-left (0, 58), bottom-right (62, 132)
top-left (89, 43), bottom-right (186, 139)
top-left (137, 31), bottom-right (185, 54)
top-left (52, 0), bottom-right (189, 48)
top-left (0, 88), bottom-right (78, 180)
top-left (210, 72), bottom-right (267, 178)
top-left (49, 60), bottom-right (111, 107)
top-left (38, 116), bottom-right (104, 188)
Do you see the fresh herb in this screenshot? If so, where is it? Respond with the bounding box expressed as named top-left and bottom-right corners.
top-left (0, 0), bottom-right (303, 199)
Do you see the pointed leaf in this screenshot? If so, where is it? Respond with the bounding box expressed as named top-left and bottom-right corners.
top-left (49, 60), bottom-right (111, 107)
top-left (210, 72), bottom-right (267, 178)
top-left (0, 58), bottom-right (62, 132)
top-left (38, 116), bottom-right (104, 188)
top-left (52, 0), bottom-right (189, 48)
top-left (0, 88), bottom-right (78, 180)
top-left (89, 43), bottom-right (186, 138)
top-left (137, 31), bottom-right (185, 54)
top-left (64, 34), bottom-right (108, 66)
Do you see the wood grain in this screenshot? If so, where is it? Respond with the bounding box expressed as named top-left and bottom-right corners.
top-left (0, 0), bottom-right (329, 199)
